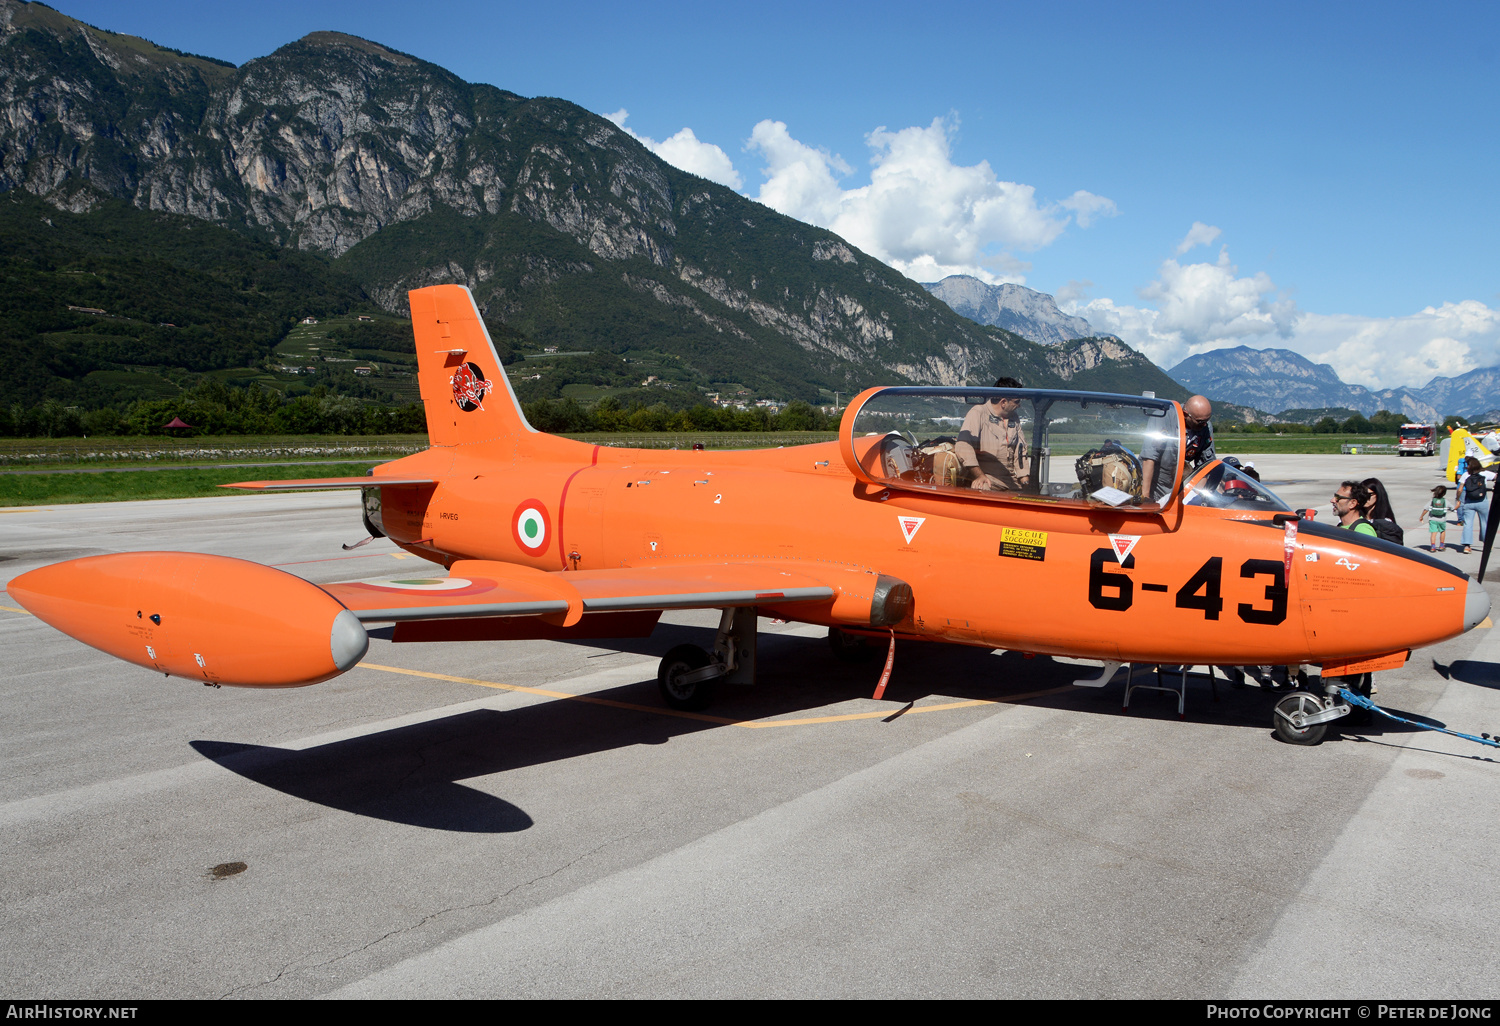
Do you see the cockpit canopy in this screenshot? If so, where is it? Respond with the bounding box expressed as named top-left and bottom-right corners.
top-left (840, 387), bottom-right (1188, 511)
top-left (1181, 459), bottom-right (1292, 513)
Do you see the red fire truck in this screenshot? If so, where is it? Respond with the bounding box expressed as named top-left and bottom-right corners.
top-left (1398, 423), bottom-right (1436, 456)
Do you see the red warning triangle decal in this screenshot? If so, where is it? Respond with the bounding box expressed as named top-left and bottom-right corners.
top-left (898, 516), bottom-right (926, 544)
top-left (1108, 533), bottom-right (1140, 564)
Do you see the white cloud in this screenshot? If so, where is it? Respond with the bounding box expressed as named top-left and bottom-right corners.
top-left (1175, 221), bottom-right (1221, 255)
top-left (1070, 244), bottom-right (1296, 367)
top-left (1285, 303), bottom-right (1500, 389)
top-left (1064, 229), bottom-right (1500, 389)
top-left (745, 119), bottom-right (849, 226)
top-left (746, 116), bottom-right (1111, 284)
top-left (1060, 191), bottom-right (1118, 229)
top-left (1056, 279), bottom-right (1094, 306)
top-left (1139, 246), bottom-right (1298, 343)
top-left (606, 109), bottom-right (743, 190)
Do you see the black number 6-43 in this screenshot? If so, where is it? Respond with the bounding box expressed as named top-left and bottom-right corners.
top-left (1237, 558), bottom-right (1287, 625)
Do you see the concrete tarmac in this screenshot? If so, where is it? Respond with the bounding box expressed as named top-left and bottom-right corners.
top-left (1, 453), bottom-right (1496, 999)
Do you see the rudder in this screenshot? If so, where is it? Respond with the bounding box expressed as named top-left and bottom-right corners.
top-left (409, 284), bottom-right (533, 447)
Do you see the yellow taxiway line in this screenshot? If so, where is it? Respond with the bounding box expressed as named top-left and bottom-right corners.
top-left (359, 661), bottom-right (1073, 729)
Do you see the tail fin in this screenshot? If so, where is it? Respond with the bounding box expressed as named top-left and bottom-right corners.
top-left (409, 284), bottom-right (533, 447)
top-left (1445, 427), bottom-right (1496, 483)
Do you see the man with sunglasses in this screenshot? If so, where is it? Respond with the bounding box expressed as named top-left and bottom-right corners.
top-left (1330, 479), bottom-right (1380, 713)
top-left (1139, 394), bottom-right (1216, 501)
top-left (956, 376), bottom-right (1031, 491)
top-left (1331, 480), bottom-right (1378, 536)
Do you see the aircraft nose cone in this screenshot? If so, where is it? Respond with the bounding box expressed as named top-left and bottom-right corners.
top-left (1465, 577), bottom-right (1491, 632)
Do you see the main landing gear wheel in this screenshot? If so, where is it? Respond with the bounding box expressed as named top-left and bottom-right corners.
top-left (658, 643), bottom-right (716, 711)
top-left (1273, 691), bottom-right (1328, 746)
top-left (827, 627), bottom-right (879, 663)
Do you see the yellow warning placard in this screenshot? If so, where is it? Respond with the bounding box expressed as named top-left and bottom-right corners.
top-left (999, 527), bottom-right (1047, 561)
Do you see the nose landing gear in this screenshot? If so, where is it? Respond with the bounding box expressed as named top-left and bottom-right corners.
top-left (1272, 679), bottom-right (1353, 745)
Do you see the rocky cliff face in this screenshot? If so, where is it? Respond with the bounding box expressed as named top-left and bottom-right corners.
top-left (923, 275), bottom-right (1108, 346)
top-left (0, 0), bottom-right (1175, 399)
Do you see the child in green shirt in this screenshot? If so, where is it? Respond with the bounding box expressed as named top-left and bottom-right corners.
top-left (1419, 485), bottom-right (1448, 552)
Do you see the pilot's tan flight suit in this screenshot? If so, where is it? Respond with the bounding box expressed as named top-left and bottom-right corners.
top-left (956, 405), bottom-right (1028, 490)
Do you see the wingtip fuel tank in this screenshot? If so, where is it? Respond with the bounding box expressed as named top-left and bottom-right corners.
top-left (8, 553), bottom-right (367, 687)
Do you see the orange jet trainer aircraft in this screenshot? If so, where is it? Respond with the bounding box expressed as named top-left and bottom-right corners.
top-left (9, 285), bottom-right (1491, 745)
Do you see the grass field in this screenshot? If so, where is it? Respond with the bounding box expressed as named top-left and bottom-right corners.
top-left (1212, 433), bottom-right (1398, 454)
top-left (0, 462), bottom-right (381, 506)
top-left (0, 434), bottom-right (429, 470)
top-left (0, 431), bottom-right (1420, 505)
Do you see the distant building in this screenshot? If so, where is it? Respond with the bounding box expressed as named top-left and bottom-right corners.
top-left (301, 316), bottom-right (318, 324)
top-left (353, 367), bottom-right (372, 376)
top-left (356, 315), bottom-right (373, 322)
top-left (543, 346), bottom-right (559, 353)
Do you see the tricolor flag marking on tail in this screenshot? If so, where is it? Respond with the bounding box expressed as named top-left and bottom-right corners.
top-left (897, 516), bottom-right (926, 544)
top-left (1107, 534), bottom-right (1140, 565)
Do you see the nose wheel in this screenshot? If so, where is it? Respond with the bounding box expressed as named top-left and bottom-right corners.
top-left (1272, 690), bottom-right (1332, 744)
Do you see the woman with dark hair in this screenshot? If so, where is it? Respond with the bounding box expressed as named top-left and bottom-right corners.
top-left (1456, 457), bottom-right (1493, 554)
top-left (1360, 477), bottom-right (1403, 545)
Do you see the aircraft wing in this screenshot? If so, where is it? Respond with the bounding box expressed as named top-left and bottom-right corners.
top-left (322, 560), bottom-right (836, 623)
top-left (221, 477), bottom-right (437, 491)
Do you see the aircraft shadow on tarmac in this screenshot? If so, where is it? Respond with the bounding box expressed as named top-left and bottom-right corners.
top-left (191, 625), bottom-right (1441, 831)
top-left (1432, 657), bottom-right (1500, 691)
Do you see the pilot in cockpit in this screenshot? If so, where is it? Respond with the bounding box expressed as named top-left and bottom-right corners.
top-left (1139, 394), bottom-right (1215, 501)
top-left (956, 376), bottom-right (1030, 491)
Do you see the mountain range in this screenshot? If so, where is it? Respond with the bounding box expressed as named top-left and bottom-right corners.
top-left (1169, 346), bottom-right (1500, 423)
top-left (0, 0), bottom-right (1193, 415)
top-left (2, 0), bottom-right (1486, 425)
top-left (922, 276), bottom-right (1111, 347)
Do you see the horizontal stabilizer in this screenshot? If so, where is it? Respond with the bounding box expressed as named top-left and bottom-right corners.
top-left (220, 476), bottom-right (436, 491)
top-left (324, 561), bottom-right (836, 624)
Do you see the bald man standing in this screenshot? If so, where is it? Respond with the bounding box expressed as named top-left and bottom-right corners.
top-left (1139, 394), bottom-right (1215, 501)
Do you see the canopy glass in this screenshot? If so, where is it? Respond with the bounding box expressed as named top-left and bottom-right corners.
top-left (843, 387), bottom-right (1190, 510)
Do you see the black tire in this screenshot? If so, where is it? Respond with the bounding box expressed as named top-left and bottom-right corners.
top-left (658, 644), bottom-right (716, 710)
top-left (1273, 691), bottom-right (1327, 745)
top-left (827, 627), bottom-right (879, 663)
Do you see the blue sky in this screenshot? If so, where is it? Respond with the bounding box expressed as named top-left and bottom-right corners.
top-left (53, 0), bottom-right (1500, 389)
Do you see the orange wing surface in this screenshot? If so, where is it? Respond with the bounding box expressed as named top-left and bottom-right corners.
top-left (324, 561), bottom-right (837, 623)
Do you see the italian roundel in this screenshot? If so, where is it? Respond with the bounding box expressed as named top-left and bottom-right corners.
top-left (511, 500), bottom-right (551, 554)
